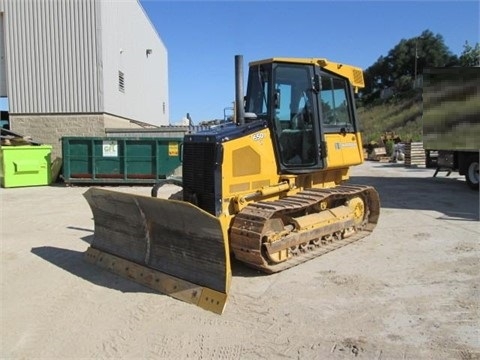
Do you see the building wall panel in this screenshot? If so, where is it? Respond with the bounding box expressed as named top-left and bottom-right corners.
top-left (100, 0), bottom-right (169, 126)
top-left (2, 0), bottom-right (168, 127)
top-left (0, 11), bottom-right (6, 96)
top-left (3, 0), bottom-right (101, 114)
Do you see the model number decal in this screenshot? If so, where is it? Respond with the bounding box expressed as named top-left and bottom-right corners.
top-left (252, 133), bottom-right (265, 141)
top-left (335, 142), bottom-right (357, 149)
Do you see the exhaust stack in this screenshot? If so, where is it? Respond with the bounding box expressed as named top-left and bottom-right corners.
top-left (234, 55), bottom-right (245, 125)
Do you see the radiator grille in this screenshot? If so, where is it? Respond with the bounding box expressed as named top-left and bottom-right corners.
top-left (182, 142), bottom-right (217, 215)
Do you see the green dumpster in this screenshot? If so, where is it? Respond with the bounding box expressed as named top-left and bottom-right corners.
top-left (62, 137), bottom-right (182, 184)
top-left (0, 145), bottom-right (52, 188)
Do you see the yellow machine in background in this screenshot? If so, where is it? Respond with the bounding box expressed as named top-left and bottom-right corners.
top-left (84, 56), bottom-right (380, 314)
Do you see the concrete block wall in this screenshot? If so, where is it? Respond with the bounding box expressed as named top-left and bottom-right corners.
top-left (10, 114), bottom-right (106, 160)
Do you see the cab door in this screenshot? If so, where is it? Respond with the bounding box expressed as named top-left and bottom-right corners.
top-left (315, 70), bottom-right (364, 168)
top-left (270, 62), bottom-right (325, 173)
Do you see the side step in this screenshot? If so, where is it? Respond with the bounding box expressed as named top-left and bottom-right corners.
top-left (85, 247), bottom-right (228, 314)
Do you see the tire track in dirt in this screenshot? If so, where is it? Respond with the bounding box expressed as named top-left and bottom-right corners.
top-left (91, 296), bottom-right (250, 359)
top-left (98, 299), bottom-right (153, 358)
top-left (3, 164), bottom-right (479, 359)
top-left (5, 257), bottom-right (98, 358)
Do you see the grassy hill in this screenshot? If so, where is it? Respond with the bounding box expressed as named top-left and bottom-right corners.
top-left (357, 89), bottom-right (423, 144)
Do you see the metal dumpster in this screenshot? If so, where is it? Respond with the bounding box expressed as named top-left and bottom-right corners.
top-left (0, 145), bottom-right (52, 188)
top-left (62, 137), bottom-right (182, 185)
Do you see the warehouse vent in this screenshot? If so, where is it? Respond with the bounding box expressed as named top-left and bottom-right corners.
top-left (118, 71), bottom-right (125, 93)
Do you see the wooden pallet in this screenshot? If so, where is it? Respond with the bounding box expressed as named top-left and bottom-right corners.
top-left (404, 142), bottom-right (425, 166)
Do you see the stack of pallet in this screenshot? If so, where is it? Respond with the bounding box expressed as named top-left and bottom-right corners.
top-left (404, 142), bottom-right (425, 167)
top-left (1, 128), bottom-right (39, 146)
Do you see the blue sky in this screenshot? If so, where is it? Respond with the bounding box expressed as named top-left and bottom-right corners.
top-left (1, 1), bottom-right (478, 124)
top-left (140, 0), bottom-right (479, 124)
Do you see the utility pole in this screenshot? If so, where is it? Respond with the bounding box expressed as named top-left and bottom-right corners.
top-left (414, 37), bottom-right (423, 88)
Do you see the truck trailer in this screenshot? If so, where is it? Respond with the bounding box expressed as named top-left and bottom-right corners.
top-left (423, 67), bottom-right (479, 190)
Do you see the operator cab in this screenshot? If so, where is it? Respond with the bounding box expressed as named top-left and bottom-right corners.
top-left (244, 58), bottom-right (359, 173)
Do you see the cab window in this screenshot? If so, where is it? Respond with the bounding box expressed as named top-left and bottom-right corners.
top-left (319, 76), bottom-right (353, 130)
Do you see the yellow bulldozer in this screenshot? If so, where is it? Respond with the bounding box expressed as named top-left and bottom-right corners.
top-left (84, 56), bottom-right (380, 314)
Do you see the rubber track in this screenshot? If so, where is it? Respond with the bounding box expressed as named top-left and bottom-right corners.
top-left (230, 184), bottom-right (380, 274)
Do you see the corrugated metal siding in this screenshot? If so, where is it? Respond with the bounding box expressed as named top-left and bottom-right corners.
top-left (3, 0), bottom-right (101, 114)
top-left (0, 11), bottom-right (6, 96)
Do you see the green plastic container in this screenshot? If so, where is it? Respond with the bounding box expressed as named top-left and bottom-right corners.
top-left (0, 145), bottom-right (52, 188)
top-left (62, 137), bottom-right (182, 184)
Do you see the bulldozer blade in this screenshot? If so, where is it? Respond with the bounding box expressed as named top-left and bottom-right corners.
top-left (83, 188), bottom-right (231, 314)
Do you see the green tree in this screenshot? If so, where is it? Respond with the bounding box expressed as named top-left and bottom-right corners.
top-left (459, 41), bottom-right (480, 66)
top-left (361, 30), bottom-right (458, 101)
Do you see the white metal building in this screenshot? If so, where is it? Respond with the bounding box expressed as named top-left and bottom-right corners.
top-left (0, 0), bottom-right (169, 158)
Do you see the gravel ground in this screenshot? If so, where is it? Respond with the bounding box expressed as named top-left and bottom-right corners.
top-left (1, 161), bottom-right (479, 359)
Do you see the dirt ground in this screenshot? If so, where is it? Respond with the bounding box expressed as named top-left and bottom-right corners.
top-left (1, 161), bottom-right (479, 359)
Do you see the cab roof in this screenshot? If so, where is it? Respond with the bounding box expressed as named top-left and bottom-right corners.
top-left (249, 57), bottom-right (365, 90)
